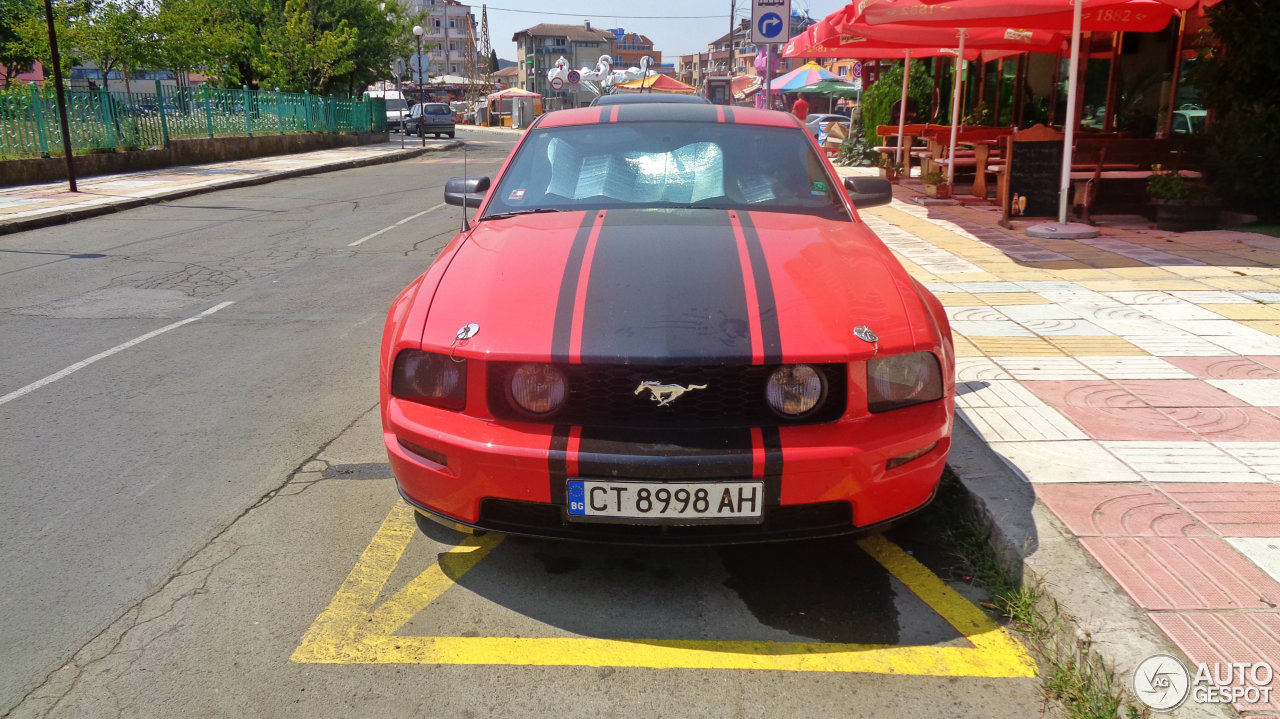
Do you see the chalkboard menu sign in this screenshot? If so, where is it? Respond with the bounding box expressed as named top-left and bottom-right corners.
top-left (1001, 139), bottom-right (1064, 226)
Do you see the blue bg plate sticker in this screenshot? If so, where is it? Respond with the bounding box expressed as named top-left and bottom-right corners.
top-left (567, 480), bottom-right (586, 515)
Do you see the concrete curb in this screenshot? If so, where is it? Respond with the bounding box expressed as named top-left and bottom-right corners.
top-left (947, 420), bottom-right (1237, 719)
top-left (0, 141), bottom-right (460, 237)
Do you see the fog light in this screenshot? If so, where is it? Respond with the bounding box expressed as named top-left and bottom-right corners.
top-left (886, 442), bottom-right (938, 470)
top-left (766, 364), bottom-right (825, 418)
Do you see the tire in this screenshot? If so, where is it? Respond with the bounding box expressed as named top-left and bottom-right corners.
top-left (447, 132), bottom-right (454, 138)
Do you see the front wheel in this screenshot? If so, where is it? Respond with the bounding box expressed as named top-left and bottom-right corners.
top-left (447, 132), bottom-right (455, 138)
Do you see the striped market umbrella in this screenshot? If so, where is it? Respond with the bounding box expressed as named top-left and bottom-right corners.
top-left (768, 61), bottom-right (840, 94)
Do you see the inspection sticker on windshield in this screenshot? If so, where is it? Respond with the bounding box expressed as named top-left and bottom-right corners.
top-left (508, 189), bottom-right (525, 201)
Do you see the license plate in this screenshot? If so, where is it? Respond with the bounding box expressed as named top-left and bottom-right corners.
top-left (566, 479), bottom-right (764, 523)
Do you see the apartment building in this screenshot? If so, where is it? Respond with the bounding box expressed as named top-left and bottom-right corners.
top-left (513, 21), bottom-right (614, 108)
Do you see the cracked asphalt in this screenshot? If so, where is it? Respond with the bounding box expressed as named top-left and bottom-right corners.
top-left (0, 130), bottom-right (514, 717)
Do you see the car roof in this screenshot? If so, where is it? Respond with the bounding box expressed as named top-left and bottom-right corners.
top-left (590, 94), bottom-right (711, 106)
top-left (535, 104), bottom-right (802, 129)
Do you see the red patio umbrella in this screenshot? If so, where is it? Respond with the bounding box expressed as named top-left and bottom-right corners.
top-left (845, 0), bottom-right (1220, 226)
top-left (814, 8), bottom-right (1068, 176)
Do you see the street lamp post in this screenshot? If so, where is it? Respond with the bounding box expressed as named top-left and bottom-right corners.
top-left (413, 25), bottom-right (425, 102)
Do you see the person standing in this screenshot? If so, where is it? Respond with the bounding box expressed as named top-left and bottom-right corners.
top-left (792, 95), bottom-right (810, 121)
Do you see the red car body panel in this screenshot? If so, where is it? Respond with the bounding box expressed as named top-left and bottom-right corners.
top-left (380, 104), bottom-right (954, 544)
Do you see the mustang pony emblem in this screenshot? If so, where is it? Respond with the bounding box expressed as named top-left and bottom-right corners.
top-left (634, 381), bottom-right (708, 407)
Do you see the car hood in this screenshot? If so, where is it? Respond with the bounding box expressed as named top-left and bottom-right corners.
top-left (420, 208), bottom-right (927, 364)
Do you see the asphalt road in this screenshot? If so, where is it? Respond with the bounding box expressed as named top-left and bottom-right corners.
top-left (0, 129), bottom-right (1042, 718)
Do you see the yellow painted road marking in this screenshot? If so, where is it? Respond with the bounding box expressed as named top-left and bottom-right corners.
top-left (292, 502), bottom-right (1036, 677)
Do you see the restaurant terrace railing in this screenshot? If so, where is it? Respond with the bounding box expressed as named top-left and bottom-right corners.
top-left (0, 82), bottom-right (387, 160)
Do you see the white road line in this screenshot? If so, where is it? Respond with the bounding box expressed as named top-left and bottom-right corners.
top-left (0, 301), bottom-right (235, 408)
top-left (348, 203), bottom-right (448, 246)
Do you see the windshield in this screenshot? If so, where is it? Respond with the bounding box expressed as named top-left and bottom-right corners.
top-left (424, 104), bottom-right (451, 115)
top-left (385, 99), bottom-right (408, 111)
top-left (483, 122), bottom-right (849, 221)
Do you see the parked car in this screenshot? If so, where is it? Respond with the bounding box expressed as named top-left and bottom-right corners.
top-left (380, 103), bottom-right (955, 544)
top-left (805, 113), bottom-right (852, 139)
top-left (1171, 107), bottom-right (1206, 134)
top-left (405, 102), bottom-right (455, 138)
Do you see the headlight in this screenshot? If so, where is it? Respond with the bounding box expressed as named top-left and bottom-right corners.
top-left (766, 364), bottom-right (825, 418)
top-left (867, 351), bottom-right (943, 413)
top-left (510, 364), bottom-right (567, 416)
top-left (391, 350), bottom-right (466, 410)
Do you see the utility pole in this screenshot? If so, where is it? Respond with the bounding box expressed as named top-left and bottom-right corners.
top-left (42, 0), bottom-right (76, 192)
top-left (729, 0), bottom-right (735, 76)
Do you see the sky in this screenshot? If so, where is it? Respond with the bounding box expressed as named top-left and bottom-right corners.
top-left (478, 0), bottom-right (850, 62)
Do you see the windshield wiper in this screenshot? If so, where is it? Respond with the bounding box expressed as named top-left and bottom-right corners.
top-left (482, 208), bottom-right (567, 220)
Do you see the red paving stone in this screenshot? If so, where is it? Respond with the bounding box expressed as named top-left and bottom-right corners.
top-left (1158, 485), bottom-right (1280, 537)
top-left (1160, 406), bottom-right (1280, 441)
top-left (1113, 380), bottom-right (1249, 408)
top-left (1023, 380), bottom-right (1142, 408)
top-left (1150, 612), bottom-right (1280, 713)
top-left (1166, 356), bottom-right (1280, 380)
top-left (1056, 405), bottom-right (1199, 441)
top-left (1037, 484), bottom-right (1212, 537)
top-left (1079, 536), bottom-right (1280, 610)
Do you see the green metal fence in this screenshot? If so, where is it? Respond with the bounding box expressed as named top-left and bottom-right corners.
top-left (0, 82), bottom-right (386, 160)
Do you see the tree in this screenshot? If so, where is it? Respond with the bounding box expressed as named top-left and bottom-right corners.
top-left (1201, 0), bottom-right (1280, 217)
top-left (255, 0), bottom-right (357, 92)
top-left (151, 0), bottom-right (255, 84)
top-left (488, 48), bottom-right (497, 74)
top-left (1, 0), bottom-right (41, 87)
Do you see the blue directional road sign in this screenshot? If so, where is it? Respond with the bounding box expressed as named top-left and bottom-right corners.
top-left (751, 0), bottom-right (792, 45)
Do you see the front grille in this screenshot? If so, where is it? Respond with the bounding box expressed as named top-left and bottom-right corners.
top-left (487, 362), bottom-right (847, 428)
top-left (477, 498), bottom-right (854, 545)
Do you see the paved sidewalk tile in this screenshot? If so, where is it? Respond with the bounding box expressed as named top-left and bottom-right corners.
top-left (1227, 538), bottom-right (1280, 583)
top-left (838, 168), bottom-right (1280, 711)
top-left (989, 441), bottom-right (1143, 483)
top-left (1101, 441), bottom-right (1265, 483)
top-left (1157, 485), bottom-right (1280, 537)
top-left (1036, 484), bottom-right (1210, 536)
top-left (1152, 613), bottom-right (1280, 713)
top-left (1162, 406), bottom-right (1280, 441)
top-left (1080, 536), bottom-right (1280, 610)
top-left (1166, 357), bottom-right (1280, 380)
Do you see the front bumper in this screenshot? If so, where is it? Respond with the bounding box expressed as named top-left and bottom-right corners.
top-left (384, 396), bottom-right (952, 545)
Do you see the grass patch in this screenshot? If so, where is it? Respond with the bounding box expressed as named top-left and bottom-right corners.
top-left (1231, 223), bottom-right (1280, 237)
top-left (935, 467), bottom-right (1147, 719)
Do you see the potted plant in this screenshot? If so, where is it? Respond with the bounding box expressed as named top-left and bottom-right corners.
top-left (878, 155), bottom-right (905, 183)
top-left (921, 170), bottom-right (952, 199)
top-left (1147, 165), bottom-right (1219, 232)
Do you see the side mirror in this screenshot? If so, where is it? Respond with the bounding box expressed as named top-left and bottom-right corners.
top-left (444, 176), bottom-right (490, 208)
top-left (843, 177), bottom-right (893, 209)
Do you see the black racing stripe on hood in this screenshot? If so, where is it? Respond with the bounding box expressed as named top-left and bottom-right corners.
top-left (737, 212), bottom-right (782, 364)
top-left (577, 428), bottom-right (756, 481)
top-left (722, 106), bottom-right (735, 123)
top-left (760, 426), bottom-right (783, 505)
top-left (579, 209), bottom-right (751, 364)
top-left (551, 212), bottom-right (598, 363)
top-left (617, 103), bottom-right (720, 124)
top-left (548, 425), bottom-right (571, 506)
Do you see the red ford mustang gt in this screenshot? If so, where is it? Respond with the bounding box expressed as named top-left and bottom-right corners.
top-left (380, 103), bottom-right (954, 544)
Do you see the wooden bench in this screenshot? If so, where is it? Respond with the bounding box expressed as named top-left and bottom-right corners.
top-left (991, 131), bottom-right (1205, 220)
top-left (875, 123), bottom-right (935, 175)
top-left (1073, 140), bottom-right (1204, 222)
